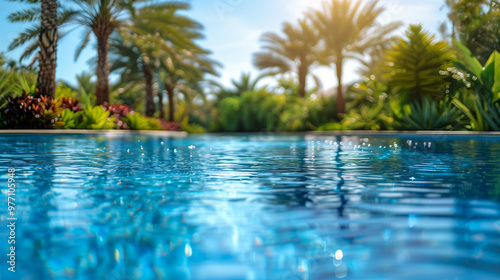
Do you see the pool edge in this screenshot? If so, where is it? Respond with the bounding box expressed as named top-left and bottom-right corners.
top-left (204, 130), bottom-right (500, 137)
top-left (304, 130), bottom-right (500, 136)
top-left (2, 130), bottom-right (500, 137)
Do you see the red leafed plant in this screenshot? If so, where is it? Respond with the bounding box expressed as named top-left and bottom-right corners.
top-left (57, 97), bottom-right (82, 112)
top-left (158, 119), bottom-right (181, 131)
top-left (103, 102), bottom-right (134, 129)
top-left (1, 91), bottom-right (53, 129)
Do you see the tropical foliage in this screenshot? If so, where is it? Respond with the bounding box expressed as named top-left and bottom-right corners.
top-left (393, 97), bottom-right (464, 130)
top-left (253, 19), bottom-right (320, 98)
top-left (384, 25), bottom-right (455, 102)
top-left (309, 0), bottom-right (401, 116)
top-left (452, 42), bottom-right (500, 131)
top-left (214, 81), bottom-right (338, 132)
top-left (2, 0), bottom-right (500, 132)
top-left (56, 109), bottom-right (82, 129)
top-left (78, 105), bottom-right (116, 130)
top-left (445, 0), bottom-right (500, 64)
top-left (123, 112), bottom-right (162, 131)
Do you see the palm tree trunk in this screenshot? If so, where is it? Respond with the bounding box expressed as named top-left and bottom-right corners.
top-left (158, 91), bottom-right (165, 119)
top-left (166, 86), bottom-right (175, 122)
top-left (335, 57), bottom-right (345, 117)
top-left (298, 67), bottom-right (307, 99)
top-left (142, 63), bottom-right (154, 117)
top-left (37, 0), bottom-right (58, 98)
top-left (95, 34), bottom-right (110, 105)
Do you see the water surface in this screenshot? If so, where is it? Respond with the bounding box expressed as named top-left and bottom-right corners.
top-left (1, 134), bottom-right (499, 280)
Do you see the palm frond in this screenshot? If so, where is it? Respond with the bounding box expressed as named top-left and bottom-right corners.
top-left (8, 7), bottom-right (42, 23)
top-left (74, 29), bottom-right (93, 61)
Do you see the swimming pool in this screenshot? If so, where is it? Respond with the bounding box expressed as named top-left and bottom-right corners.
top-left (1, 133), bottom-right (499, 279)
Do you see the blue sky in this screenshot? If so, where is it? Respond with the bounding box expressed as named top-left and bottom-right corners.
top-left (0, 0), bottom-right (448, 90)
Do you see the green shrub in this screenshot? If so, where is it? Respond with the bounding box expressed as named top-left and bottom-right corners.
top-left (55, 109), bottom-right (82, 129)
top-left (180, 117), bottom-right (205, 133)
top-left (305, 95), bottom-right (338, 129)
top-left (317, 122), bottom-right (345, 131)
top-left (348, 76), bottom-right (388, 109)
top-left (0, 72), bottom-right (11, 109)
top-left (240, 89), bottom-right (273, 131)
top-left (215, 88), bottom-right (339, 132)
top-left (218, 97), bottom-right (241, 132)
top-left (78, 106), bottom-right (116, 130)
top-left (10, 73), bottom-right (36, 96)
top-left (146, 118), bottom-right (163, 130)
top-left (55, 84), bottom-right (78, 99)
top-left (452, 42), bottom-right (500, 131)
top-left (259, 94), bottom-right (286, 131)
top-left (341, 104), bottom-right (387, 130)
top-left (385, 24), bottom-right (454, 102)
top-left (123, 112), bottom-right (162, 130)
top-left (277, 96), bottom-right (308, 131)
top-left (332, 76), bottom-right (394, 131)
top-left (393, 97), bottom-right (464, 130)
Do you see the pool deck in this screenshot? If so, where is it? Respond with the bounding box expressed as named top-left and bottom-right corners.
top-left (0, 129), bottom-right (188, 137)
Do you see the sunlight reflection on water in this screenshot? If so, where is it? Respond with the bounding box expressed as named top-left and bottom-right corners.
top-left (0, 134), bottom-right (499, 279)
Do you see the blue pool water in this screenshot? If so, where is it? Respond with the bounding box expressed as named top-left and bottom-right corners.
top-left (1, 133), bottom-right (500, 280)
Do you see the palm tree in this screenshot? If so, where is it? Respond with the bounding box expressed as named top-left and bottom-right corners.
top-left (109, 1), bottom-right (215, 118)
top-left (253, 19), bottom-right (320, 98)
top-left (8, 0), bottom-right (76, 65)
top-left (67, 0), bottom-right (136, 105)
top-left (8, 0), bottom-right (126, 103)
top-left (309, 0), bottom-right (401, 116)
top-left (37, 0), bottom-right (58, 97)
top-left (213, 72), bottom-right (266, 98)
top-left (357, 36), bottom-right (399, 79)
top-left (230, 72), bottom-right (264, 94)
top-left (119, 1), bottom-right (207, 116)
top-left (8, 0), bottom-right (78, 97)
top-left (108, 35), bottom-right (152, 112)
top-left (160, 52), bottom-right (219, 122)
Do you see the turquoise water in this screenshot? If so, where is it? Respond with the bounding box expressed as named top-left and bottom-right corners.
top-left (1, 134), bottom-right (500, 280)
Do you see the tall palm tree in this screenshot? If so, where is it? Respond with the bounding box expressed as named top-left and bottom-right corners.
top-left (160, 52), bottom-right (219, 122)
top-left (109, 1), bottom-right (215, 118)
top-left (253, 19), bottom-right (320, 98)
top-left (37, 0), bottom-right (58, 97)
top-left (8, 0), bottom-right (78, 97)
top-left (309, 0), bottom-right (401, 116)
top-left (68, 0), bottom-right (136, 105)
top-left (118, 1), bottom-right (207, 116)
top-left (108, 35), bottom-right (152, 111)
top-left (8, 0), bottom-right (139, 103)
top-left (8, 0), bottom-right (76, 65)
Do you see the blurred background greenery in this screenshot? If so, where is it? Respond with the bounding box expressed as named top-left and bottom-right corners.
top-left (1, 0), bottom-right (500, 132)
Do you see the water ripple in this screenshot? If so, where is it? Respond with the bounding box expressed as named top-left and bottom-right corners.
top-left (0, 134), bottom-right (499, 279)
